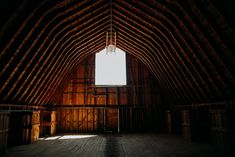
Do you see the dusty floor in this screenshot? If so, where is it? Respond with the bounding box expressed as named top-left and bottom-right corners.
top-left (3, 133), bottom-right (228, 157)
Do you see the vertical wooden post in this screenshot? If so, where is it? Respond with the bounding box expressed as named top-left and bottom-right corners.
top-left (86, 109), bottom-right (88, 132)
top-left (103, 108), bottom-right (106, 132)
top-left (116, 87), bottom-right (120, 133)
top-left (29, 112), bottom-right (32, 144)
top-left (126, 55), bottom-right (132, 132)
top-left (126, 108), bottom-right (128, 132)
top-left (84, 60), bottom-right (87, 107)
top-left (81, 109), bottom-right (83, 132)
top-left (70, 109), bottom-right (72, 131)
top-left (138, 61), bottom-right (142, 106)
top-left (77, 109), bottom-right (79, 133)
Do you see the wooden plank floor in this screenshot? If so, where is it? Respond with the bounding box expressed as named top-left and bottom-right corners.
top-left (3, 134), bottom-right (226, 157)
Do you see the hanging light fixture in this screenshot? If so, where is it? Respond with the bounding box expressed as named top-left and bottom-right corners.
top-left (106, 0), bottom-right (116, 54)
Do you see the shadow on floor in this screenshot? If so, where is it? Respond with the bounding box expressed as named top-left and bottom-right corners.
top-left (104, 134), bottom-right (122, 157)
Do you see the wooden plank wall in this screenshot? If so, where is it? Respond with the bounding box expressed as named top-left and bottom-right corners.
top-left (40, 111), bottom-right (57, 136)
top-left (167, 102), bottom-right (235, 155)
top-left (0, 112), bottom-right (10, 155)
top-left (8, 111), bottom-right (40, 146)
top-left (57, 54), bottom-right (162, 133)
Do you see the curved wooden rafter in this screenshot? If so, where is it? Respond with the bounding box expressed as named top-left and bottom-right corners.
top-left (0, 0), bottom-right (234, 106)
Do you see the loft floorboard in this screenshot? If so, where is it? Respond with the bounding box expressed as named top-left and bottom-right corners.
top-left (3, 133), bottom-right (226, 157)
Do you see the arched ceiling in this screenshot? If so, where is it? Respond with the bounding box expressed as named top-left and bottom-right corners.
top-left (0, 0), bottom-right (234, 106)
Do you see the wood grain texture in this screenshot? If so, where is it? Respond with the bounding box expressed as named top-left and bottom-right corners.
top-left (3, 134), bottom-right (227, 157)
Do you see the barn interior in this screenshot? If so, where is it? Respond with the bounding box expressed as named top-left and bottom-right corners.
top-left (0, 0), bottom-right (235, 156)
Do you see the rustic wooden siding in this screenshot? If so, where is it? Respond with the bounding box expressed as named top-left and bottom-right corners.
top-left (167, 102), bottom-right (235, 154)
top-left (0, 112), bottom-right (10, 155)
top-left (8, 111), bottom-right (40, 146)
top-left (57, 54), bottom-right (161, 132)
top-left (40, 111), bottom-right (57, 136)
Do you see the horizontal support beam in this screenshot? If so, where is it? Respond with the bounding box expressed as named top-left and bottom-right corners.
top-left (54, 104), bottom-right (155, 109)
top-left (0, 104), bottom-right (46, 110)
top-left (174, 100), bottom-right (235, 109)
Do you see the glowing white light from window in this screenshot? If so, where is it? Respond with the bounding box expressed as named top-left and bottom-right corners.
top-left (39, 135), bottom-right (97, 141)
top-left (44, 136), bottom-right (61, 140)
top-left (59, 135), bottom-right (97, 140)
top-left (95, 48), bottom-right (126, 86)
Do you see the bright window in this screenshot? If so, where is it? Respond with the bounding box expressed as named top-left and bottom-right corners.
top-left (95, 48), bottom-right (127, 86)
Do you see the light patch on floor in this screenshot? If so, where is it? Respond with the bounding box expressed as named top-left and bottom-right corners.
top-left (4, 134), bottom-right (227, 157)
top-left (39, 135), bottom-right (97, 141)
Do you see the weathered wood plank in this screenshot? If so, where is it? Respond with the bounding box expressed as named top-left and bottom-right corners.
top-left (3, 134), bottom-right (227, 157)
